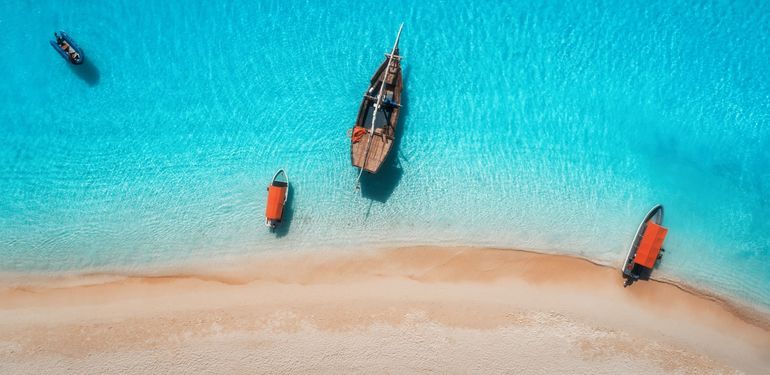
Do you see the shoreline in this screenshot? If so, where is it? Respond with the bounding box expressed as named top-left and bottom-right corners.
top-left (2, 245), bottom-right (768, 328)
top-left (2, 246), bottom-right (769, 373)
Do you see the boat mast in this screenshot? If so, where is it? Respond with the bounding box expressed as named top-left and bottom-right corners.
top-left (355, 23), bottom-right (404, 190)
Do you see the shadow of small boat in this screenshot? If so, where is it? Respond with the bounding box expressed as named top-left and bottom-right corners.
top-left (69, 59), bottom-right (100, 86)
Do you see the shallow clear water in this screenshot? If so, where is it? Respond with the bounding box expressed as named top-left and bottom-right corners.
top-left (1, 1), bottom-right (768, 307)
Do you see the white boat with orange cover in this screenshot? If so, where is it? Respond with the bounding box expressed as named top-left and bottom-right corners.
top-left (265, 169), bottom-right (289, 230)
top-left (622, 204), bottom-right (668, 287)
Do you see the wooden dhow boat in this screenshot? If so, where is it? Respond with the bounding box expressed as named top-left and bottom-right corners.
top-left (351, 24), bottom-right (404, 187)
top-left (265, 169), bottom-right (289, 230)
top-left (622, 204), bottom-right (668, 287)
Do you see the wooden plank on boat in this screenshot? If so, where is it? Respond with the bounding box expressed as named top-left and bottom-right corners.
top-left (385, 66), bottom-right (398, 84)
top-left (351, 132), bottom-right (392, 173)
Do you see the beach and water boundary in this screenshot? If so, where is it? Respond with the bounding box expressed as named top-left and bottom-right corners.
top-left (1, 245), bottom-right (770, 326)
top-left (2, 246), bottom-right (769, 374)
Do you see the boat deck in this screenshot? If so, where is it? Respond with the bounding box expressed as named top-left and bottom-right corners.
top-left (364, 106), bottom-right (389, 130)
top-left (351, 130), bottom-right (393, 173)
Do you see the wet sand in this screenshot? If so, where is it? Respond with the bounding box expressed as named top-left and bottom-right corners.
top-left (1, 246), bottom-right (768, 374)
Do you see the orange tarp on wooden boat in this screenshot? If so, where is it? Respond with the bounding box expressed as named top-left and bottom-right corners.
top-left (351, 126), bottom-right (366, 143)
top-left (265, 186), bottom-right (286, 221)
top-left (634, 222), bottom-right (668, 269)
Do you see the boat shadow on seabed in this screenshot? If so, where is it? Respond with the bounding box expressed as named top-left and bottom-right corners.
top-left (359, 67), bottom-right (409, 204)
top-left (69, 59), bottom-right (100, 86)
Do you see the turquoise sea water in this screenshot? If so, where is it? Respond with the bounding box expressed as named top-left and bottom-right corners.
top-left (1, 1), bottom-right (768, 308)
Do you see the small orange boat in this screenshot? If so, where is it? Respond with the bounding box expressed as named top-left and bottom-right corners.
top-left (622, 204), bottom-right (668, 287)
top-left (265, 169), bottom-right (289, 230)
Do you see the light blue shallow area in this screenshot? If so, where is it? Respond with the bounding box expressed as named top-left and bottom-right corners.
top-left (0, 1), bottom-right (768, 307)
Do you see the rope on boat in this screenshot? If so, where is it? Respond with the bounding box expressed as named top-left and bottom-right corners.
top-left (355, 23), bottom-right (404, 191)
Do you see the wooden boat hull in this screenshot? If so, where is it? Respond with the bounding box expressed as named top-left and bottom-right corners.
top-left (50, 31), bottom-right (84, 65)
top-left (350, 48), bottom-right (403, 174)
top-left (265, 169), bottom-right (289, 230)
top-left (622, 204), bottom-right (664, 287)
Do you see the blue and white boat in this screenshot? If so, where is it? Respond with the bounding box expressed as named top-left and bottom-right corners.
top-left (50, 31), bottom-right (84, 65)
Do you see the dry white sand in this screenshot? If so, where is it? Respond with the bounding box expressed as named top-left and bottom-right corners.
top-left (1, 246), bottom-right (768, 374)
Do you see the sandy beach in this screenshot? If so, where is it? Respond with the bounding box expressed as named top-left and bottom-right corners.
top-left (1, 246), bottom-right (768, 374)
